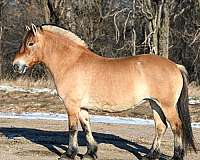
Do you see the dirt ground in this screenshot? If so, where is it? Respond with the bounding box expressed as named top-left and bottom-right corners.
top-left (0, 90), bottom-right (200, 160)
top-left (0, 118), bottom-right (199, 160)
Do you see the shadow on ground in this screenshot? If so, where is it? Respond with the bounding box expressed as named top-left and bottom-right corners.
top-left (0, 127), bottom-right (170, 160)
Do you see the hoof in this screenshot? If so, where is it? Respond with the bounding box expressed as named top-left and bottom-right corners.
top-left (81, 154), bottom-right (97, 160)
top-left (142, 149), bottom-right (160, 160)
top-left (81, 144), bottom-right (97, 160)
top-left (58, 156), bottom-right (75, 160)
top-left (141, 155), bottom-right (157, 160)
top-left (141, 156), bottom-right (150, 160)
top-left (171, 157), bottom-right (183, 160)
top-left (58, 151), bottom-right (77, 160)
top-left (171, 146), bottom-right (184, 160)
top-left (58, 158), bottom-right (74, 160)
top-left (58, 146), bottom-right (78, 160)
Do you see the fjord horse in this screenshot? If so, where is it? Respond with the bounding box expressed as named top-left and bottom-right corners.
top-left (13, 24), bottom-right (196, 160)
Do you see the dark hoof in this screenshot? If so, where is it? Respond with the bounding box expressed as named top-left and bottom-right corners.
top-left (58, 157), bottom-right (75, 160)
top-left (142, 149), bottom-right (160, 160)
top-left (58, 155), bottom-right (75, 160)
top-left (81, 154), bottom-right (97, 160)
top-left (142, 155), bottom-right (157, 160)
top-left (58, 148), bottom-right (78, 160)
top-left (171, 146), bottom-right (184, 160)
top-left (171, 157), bottom-right (183, 160)
top-left (58, 145), bottom-right (78, 160)
top-left (81, 144), bottom-right (97, 160)
top-left (141, 156), bottom-right (150, 160)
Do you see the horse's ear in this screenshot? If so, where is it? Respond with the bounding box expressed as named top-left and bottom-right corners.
top-left (31, 23), bottom-right (38, 36)
top-left (25, 25), bottom-right (31, 31)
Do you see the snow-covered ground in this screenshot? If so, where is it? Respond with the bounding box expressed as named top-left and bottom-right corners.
top-left (0, 112), bottom-right (200, 128)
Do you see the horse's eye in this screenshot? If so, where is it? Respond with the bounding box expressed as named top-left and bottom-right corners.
top-left (28, 42), bottom-right (34, 46)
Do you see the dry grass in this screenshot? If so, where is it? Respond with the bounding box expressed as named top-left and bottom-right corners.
top-left (0, 77), bottom-right (55, 89)
top-left (188, 81), bottom-right (200, 99)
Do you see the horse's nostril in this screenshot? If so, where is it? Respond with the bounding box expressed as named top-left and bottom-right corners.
top-left (13, 63), bottom-right (28, 74)
top-left (13, 64), bottom-right (19, 72)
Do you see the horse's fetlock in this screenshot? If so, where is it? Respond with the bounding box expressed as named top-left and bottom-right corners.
top-left (88, 143), bottom-right (98, 153)
top-left (66, 145), bottom-right (78, 158)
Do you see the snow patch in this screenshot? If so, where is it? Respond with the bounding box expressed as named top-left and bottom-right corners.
top-left (189, 98), bottom-right (200, 105)
top-left (0, 112), bottom-right (200, 128)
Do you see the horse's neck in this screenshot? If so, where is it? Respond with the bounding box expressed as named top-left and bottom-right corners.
top-left (42, 34), bottom-right (84, 86)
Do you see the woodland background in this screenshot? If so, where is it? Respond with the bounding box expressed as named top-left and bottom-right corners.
top-left (0, 0), bottom-right (200, 83)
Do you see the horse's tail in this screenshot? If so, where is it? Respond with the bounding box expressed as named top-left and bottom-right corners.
top-left (176, 64), bottom-right (197, 153)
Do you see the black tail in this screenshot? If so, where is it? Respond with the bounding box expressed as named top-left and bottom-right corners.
top-left (177, 66), bottom-right (197, 153)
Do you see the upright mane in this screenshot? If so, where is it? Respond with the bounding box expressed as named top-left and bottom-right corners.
top-left (42, 25), bottom-right (88, 48)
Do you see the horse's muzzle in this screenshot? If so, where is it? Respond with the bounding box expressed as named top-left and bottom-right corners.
top-left (13, 63), bottom-right (28, 74)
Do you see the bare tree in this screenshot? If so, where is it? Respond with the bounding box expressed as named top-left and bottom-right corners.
top-left (0, 0), bottom-right (8, 78)
top-left (41, 0), bottom-right (51, 23)
top-left (47, 0), bottom-right (66, 25)
top-left (141, 0), bottom-right (170, 58)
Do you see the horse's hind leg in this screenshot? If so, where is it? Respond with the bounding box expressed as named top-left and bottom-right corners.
top-left (144, 100), bottom-right (167, 159)
top-left (162, 105), bottom-right (184, 160)
top-left (79, 109), bottom-right (97, 160)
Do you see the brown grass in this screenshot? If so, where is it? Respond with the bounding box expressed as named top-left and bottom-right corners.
top-left (188, 81), bottom-right (200, 99)
top-left (0, 77), bottom-right (55, 89)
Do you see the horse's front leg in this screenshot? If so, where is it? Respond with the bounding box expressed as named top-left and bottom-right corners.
top-left (79, 109), bottom-right (98, 160)
top-left (59, 101), bottom-right (80, 160)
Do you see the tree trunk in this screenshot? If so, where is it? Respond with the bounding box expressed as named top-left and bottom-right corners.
top-left (158, 0), bottom-right (169, 58)
top-left (144, 0), bottom-right (169, 58)
top-left (0, 1), bottom-right (6, 79)
top-left (47, 0), bottom-right (66, 25)
top-left (198, 0), bottom-right (200, 8)
top-left (42, 0), bottom-right (50, 23)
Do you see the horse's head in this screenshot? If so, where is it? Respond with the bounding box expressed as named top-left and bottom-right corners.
top-left (13, 24), bottom-right (44, 74)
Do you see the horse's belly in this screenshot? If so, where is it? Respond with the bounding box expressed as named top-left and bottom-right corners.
top-left (79, 77), bottom-right (149, 112)
top-left (80, 97), bottom-right (144, 112)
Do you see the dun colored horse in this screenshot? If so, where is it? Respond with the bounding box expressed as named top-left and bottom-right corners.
top-left (13, 24), bottom-right (196, 160)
